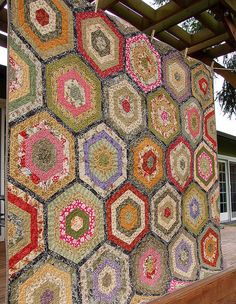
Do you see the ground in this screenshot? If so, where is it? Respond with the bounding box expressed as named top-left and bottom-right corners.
top-left (221, 225), bottom-right (236, 269)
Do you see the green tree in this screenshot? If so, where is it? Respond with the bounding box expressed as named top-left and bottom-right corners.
top-left (217, 55), bottom-right (236, 117)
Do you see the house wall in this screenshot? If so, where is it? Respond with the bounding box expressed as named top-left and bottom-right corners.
top-left (218, 134), bottom-right (236, 158)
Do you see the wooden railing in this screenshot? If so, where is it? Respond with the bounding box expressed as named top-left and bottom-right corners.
top-left (149, 267), bottom-right (236, 304)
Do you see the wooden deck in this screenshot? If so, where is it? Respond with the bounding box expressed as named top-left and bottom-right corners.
top-left (0, 226), bottom-right (236, 303)
top-left (221, 225), bottom-right (236, 269)
top-left (151, 266), bottom-right (236, 304)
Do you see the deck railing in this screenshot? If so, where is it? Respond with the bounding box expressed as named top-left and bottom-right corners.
top-left (149, 266), bottom-right (236, 304)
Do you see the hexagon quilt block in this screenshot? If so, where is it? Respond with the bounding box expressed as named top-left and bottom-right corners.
top-left (167, 137), bottom-right (193, 193)
top-left (182, 97), bottom-right (203, 147)
top-left (11, 0), bottom-right (74, 59)
top-left (104, 74), bottom-right (146, 140)
top-left (48, 183), bottom-right (104, 263)
top-left (8, 183), bottom-right (44, 277)
top-left (183, 183), bottom-right (208, 235)
top-left (131, 234), bottom-right (170, 295)
top-left (194, 142), bottom-right (217, 191)
top-left (8, 257), bottom-right (78, 303)
top-left (163, 51), bottom-right (191, 102)
top-left (106, 183), bottom-right (149, 251)
top-left (132, 135), bottom-right (164, 191)
top-left (147, 89), bottom-right (180, 145)
top-left (77, 10), bottom-right (124, 78)
top-left (198, 224), bottom-right (221, 270)
top-left (78, 123), bottom-right (127, 197)
top-left (191, 64), bottom-right (213, 110)
top-left (46, 54), bottom-right (102, 132)
top-left (168, 279), bottom-right (192, 293)
top-left (9, 111), bottom-right (75, 200)
top-left (126, 34), bottom-right (162, 93)
top-left (9, 31), bottom-right (43, 122)
top-left (169, 229), bottom-right (199, 281)
top-left (80, 244), bottom-right (131, 304)
top-left (204, 106), bottom-right (217, 151)
top-left (151, 183), bottom-right (181, 243)
top-left (209, 184), bottom-right (220, 225)
top-left (130, 295), bottom-right (160, 304)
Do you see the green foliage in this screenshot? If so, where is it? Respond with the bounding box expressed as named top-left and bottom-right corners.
top-left (217, 54), bottom-right (236, 117)
top-left (179, 17), bottom-right (202, 34)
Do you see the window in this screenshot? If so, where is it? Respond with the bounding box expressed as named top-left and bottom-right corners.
top-left (219, 161), bottom-right (228, 214)
top-left (230, 162), bottom-right (236, 219)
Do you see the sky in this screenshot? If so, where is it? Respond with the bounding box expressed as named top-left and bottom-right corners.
top-left (214, 72), bottom-right (236, 136)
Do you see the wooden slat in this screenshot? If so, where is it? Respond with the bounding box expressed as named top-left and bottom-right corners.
top-left (143, 0), bottom-right (219, 35)
top-left (0, 33), bottom-right (7, 48)
top-left (173, 0), bottom-right (226, 35)
top-left (0, 0), bottom-right (6, 11)
top-left (156, 31), bottom-right (186, 50)
top-left (220, 0), bottom-right (236, 14)
top-left (224, 15), bottom-right (236, 42)
top-left (0, 8), bottom-right (7, 25)
top-left (188, 32), bottom-right (229, 53)
top-left (119, 0), bottom-right (157, 21)
top-left (167, 25), bottom-right (192, 45)
top-left (0, 21), bottom-right (7, 33)
top-left (109, 2), bottom-right (151, 30)
top-left (190, 28), bottom-right (215, 45)
top-left (196, 12), bottom-right (226, 34)
top-left (206, 42), bottom-right (233, 57)
top-left (148, 266), bottom-right (236, 304)
top-left (120, 0), bottom-right (180, 23)
top-left (97, 0), bottom-right (119, 10)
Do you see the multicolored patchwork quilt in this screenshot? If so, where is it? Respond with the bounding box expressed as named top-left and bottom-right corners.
top-left (7, 0), bottom-right (222, 303)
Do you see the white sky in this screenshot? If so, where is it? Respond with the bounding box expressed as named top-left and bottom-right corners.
top-left (214, 60), bottom-right (236, 136)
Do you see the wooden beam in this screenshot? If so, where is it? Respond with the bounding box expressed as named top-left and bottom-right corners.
top-left (196, 12), bottom-right (226, 34)
top-left (220, 0), bottom-right (236, 14)
top-left (97, 0), bottom-right (119, 10)
top-left (119, 0), bottom-right (190, 45)
top-left (0, 0), bottom-right (6, 11)
top-left (109, 2), bottom-right (150, 30)
top-left (190, 28), bottom-right (215, 45)
top-left (143, 0), bottom-right (219, 35)
top-left (119, 0), bottom-right (157, 21)
top-left (120, 0), bottom-right (180, 24)
top-left (149, 266), bottom-right (236, 304)
top-left (224, 15), bottom-right (236, 41)
top-left (0, 21), bottom-right (7, 33)
top-left (155, 31), bottom-right (186, 50)
top-left (206, 42), bottom-right (233, 57)
top-left (173, 0), bottom-right (226, 35)
top-left (167, 25), bottom-right (192, 45)
top-left (0, 7), bottom-right (7, 24)
top-left (0, 33), bottom-right (7, 48)
top-left (187, 32), bottom-right (229, 53)
top-left (0, 7), bottom-right (7, 34)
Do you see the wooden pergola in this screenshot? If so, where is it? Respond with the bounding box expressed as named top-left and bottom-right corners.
top-left (0, 0), bottom-right (235, 87)
top-left (96, 0), bottom-right (236, 88)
